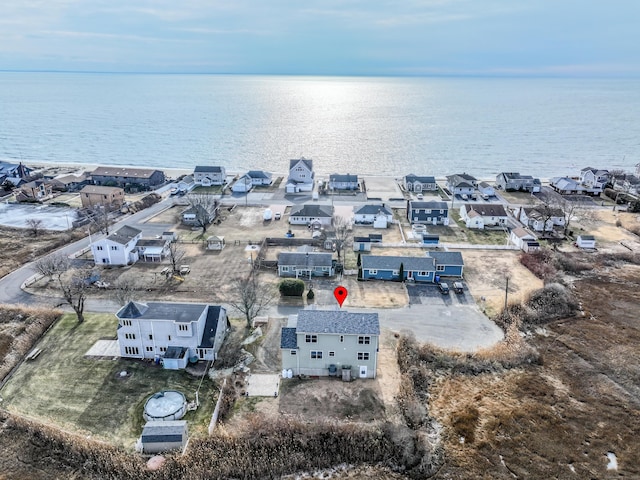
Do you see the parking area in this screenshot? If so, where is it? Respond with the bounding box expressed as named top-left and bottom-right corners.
top-left (406, 282), bottom-right (472, 306)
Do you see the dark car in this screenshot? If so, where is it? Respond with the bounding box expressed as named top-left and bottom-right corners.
top-left (438, 282), bottom-right (450, 294)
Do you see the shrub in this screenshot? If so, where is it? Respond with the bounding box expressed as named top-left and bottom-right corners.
top-left (519, 250), bottom-right (556, 280)
top-left (279, 279), bottom-right (305, 296)
top-left (523, 282), bottom-right (578, 324)
top-left (306, 288), bottom-right (315, 300)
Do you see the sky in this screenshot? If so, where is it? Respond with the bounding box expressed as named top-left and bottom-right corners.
top-left (1, 0), bottom-right (639, 76)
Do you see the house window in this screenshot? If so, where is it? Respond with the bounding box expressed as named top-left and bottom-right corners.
top-left (148, 334), bottom-right (153, 340)
top-left (368, 269), bottom-right (377, 275)
top-left (420, 271), bottom-right (427, 276)
top-left (167, 335), bottom-right (172, 341)
top-left (121, 319), bottom-right (132, 327)
top-left (340, 335), bottom-right (344, 343)
top-left (124, 346), bottom-right (139, 355)
top-left (290, 350), bottom-right (297, 356)
top-left (305, 335), bottom-right (318, 343)
top-left (440, 210), bottom-right (445, 214)
top-left (110, 245), bottom-right (118, 250)
top-left (145, 346), bottom-right (153, 352)
top-left (178, 324), bottom-right (189, 332)
top-left (329, 351), bottom-right (335, 357)
top-left (357, 352), bottom-right (370, 361)
top-left (310, 351), bottom-right (322, 359)
top-left (159, 347), bottom-right (167, 353)
top-left (281, 266), bottom-right (289, 272)
top-left (96, 245), bottom-right (103, 251)
top-left (392, 270), bottom-right (399, 275)
top-left (125, 333), bottom-right (136, 340)
top-left (358, 336), bottom-right (371, 345)
top-left (436, 265), bottom-right (445, 272)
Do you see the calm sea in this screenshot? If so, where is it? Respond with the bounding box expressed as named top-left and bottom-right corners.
top-left (0, 72), bottom-right (638, 178)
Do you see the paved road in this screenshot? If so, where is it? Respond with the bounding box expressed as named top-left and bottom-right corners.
top-left (0, 195), bottom-right (504, 352)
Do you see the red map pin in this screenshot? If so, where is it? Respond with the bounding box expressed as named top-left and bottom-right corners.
top-left (334, 286), bottom-right (348, 307)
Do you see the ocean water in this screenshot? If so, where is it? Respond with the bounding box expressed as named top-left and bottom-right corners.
top-left (0, 72), bottom-right (638, 178)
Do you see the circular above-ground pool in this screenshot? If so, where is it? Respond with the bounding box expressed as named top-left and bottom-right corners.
top-left (143, 390), bottom-right (187, 421)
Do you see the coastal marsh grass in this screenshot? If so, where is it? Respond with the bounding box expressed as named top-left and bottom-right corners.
top-left (0, 313), bottom-right (217, 449)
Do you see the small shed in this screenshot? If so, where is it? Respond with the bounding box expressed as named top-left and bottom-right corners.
top-left (422, 234), bottom-right (440, 245)
top-left (353, 237), bottom-right (372, 252)
top-left (576, 234), bottom-right (596, 249)
top-left (207, 235), bottom-right (225, 250)
top-left (138, 420), bottom-right (188, 454)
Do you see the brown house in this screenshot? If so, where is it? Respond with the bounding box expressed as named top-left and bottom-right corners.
top-left (91, 166), bottom-right (165, 188)
top-left (80, 185), bottom-right (125, 210)
top-left (18, 179), bottom-right (54, 201)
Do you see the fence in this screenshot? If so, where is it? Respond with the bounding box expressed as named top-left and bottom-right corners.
top-left (208, 378), bottom-right (227, 435)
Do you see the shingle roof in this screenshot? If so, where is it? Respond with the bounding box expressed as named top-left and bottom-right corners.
top-left (361, 255), bottom-right (435, 272)
top-left (511, 227), bottom-right (536, 239)
top-left (199, 306), bottom-right (226, 349)
top-left (354, 204), bottom-right (392, 215)
top-left (80, 185), bottom-right (123, 194)
top-left (405, 174), bottom-right (436, 184)
top-left (194, 165), bottom-right (224, 173)
top-left (408, 200), bottom-right (448, 210)
top-left (107, 225), bottom-right (142, 245)
top-left (330, 173), bottom-right (358, 183)
top-left (296, 310), bottom-right (380, 335)
top-left (92, 166), bottom-right (161, 178)
top-left (141, 421), bottom-right (187, 444)
top-left (280, 327), bottom-right (298, 349)
top-left (290, 158), bottom-right (313, 171)
top-left (116, 301), bottom-right (209, 323)
top-left (463, 204), bottom-right (507, 217)
top-left (247, 170), bottom-right (271, 179)
top-left (290, 204), bottom-right (334, 218)
top-left (278, 252), bottom-right (333, 267)
top-left (427, 251), bottom-right (464, 266)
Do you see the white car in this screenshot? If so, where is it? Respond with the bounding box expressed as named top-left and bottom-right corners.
top-left (416, 193), bottom-right (424, 200)
top-left (461, 193), bottom-right (469, 200)
top-left (274, 212), bottom-right (282, 220)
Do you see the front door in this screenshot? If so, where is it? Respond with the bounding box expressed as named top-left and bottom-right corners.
top-left (359, 366), bottom-right (367, 378)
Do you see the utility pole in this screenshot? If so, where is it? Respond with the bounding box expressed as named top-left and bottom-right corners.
top-left (504, 276), bottom-right (509, 312)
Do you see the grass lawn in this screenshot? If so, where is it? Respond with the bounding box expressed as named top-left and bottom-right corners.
top-left (0, 313), bottom-right (218, 449)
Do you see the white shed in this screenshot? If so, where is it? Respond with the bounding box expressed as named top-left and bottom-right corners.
top-left (138, 420), bottom-right (188, 454)
top-left (576, 235), bottom-right (596, 249)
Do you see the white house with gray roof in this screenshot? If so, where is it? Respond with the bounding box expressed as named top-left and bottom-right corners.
top-left (353, 204), bottom-right (393, 228)
top-left (278, 252), bottom-right (334, 278)
top-left (90, 225), bottom-right (142, 266)
top-left (286, 158), bottom-right (315, 193)
top-left (281, 309), bottom-right (380, 379)
top-left (116, 301), bottom-right (228, 369)
top-left (289, 204), bottom-right (334, 226)
top-left (329, 173), bottom-right (358, 190)
top-left (247, 170), bottom-right (272, 185)
top-left (404, 174), bottom-right (437, 193)
top-left (193, 166), bottom-right (226, 186)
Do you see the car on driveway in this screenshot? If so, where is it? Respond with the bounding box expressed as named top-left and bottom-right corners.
top-left (453, 282), bottom-right (464, 294)
top-left (438, 282), bottom-right (450, 294)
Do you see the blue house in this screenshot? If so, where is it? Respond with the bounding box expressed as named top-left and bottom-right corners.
top-left (428, 251), bottom-right (464, 278)
top-left (407, 200), bottom-right (450, 226)
top-left (360, 255), bottom-right (435, 283)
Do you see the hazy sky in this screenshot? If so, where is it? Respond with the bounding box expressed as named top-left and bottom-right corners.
top-left (1, 0), bottom-right (639, 76)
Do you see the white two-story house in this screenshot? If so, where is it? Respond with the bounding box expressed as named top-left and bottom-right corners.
top-left (116, 301), bottom-right (228, 370)
top-left (281, 309), bottom-right (380, 379)
top-left (285, 158), bottom-right (315, 193)
top-left (91, 225), bottom-right (142, 266)
top-left (193, 166), bottom-right (226, 186)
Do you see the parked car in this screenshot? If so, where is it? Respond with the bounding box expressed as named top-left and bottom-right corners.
top-left (481, 193), bottom-right (490, 200)
top-left (438, 282), bottom-right (450, 294)
top-left (416, 193), bottom-right (424, 200)
top-left (274, 212), bottom-right (282, 220)
top-left (453, 282), bottom-right (464, 294)
top-left (461, 194), bottom-right (469, 200)
top-left (179, 265), bottom-right (191, 275)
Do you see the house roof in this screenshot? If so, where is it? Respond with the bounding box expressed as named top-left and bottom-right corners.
top-left (511, 227), bottom-right (536, 239)
top-left (280, 327), bottom-right (298, 349)
top-left (179, 176), bottom-right (195, 185)
top-left (116, 301), bottom-right (209, 323)
top-left (182, 204), bottom-right (215, 217)
top-left (54, 173), bottom-right (88, 185)
top-left (91, 166), bottom-right (162, 179)
top-left (405, 174), bottom-right (436, 184)
top-left (551, 177), bottom-right (585, 191)
top-left (198, 306), bottom-right (226, 349)
top-left (106, 225), bottom-right (142, 245)
top-left (578, 235), bottom-right (595, 240)
top-left (330, 173), bottom-right (358, 183)
top-left (447, 173), bottom-right (477, 185)
top-left (354, 236), bottom-right (371, 243)
top-left (80, 185), bottom-right (123, 195)
top-left (136, 238), bottom-right (167, 247)
top-left (247, 170), bottom-right (271, 179)
top-left (354, 204), bottom-right (392, 215)
top-left (278, 252), bottom-right (333, 267)
top-left (296, 310), bottom-right (380, 335)
top-left (408, 200), bottom-right (448, 210)
top-left (478, 181), bottom-right (493, 189)
top-left (289, 158), bottom-right (313, 171)
top-left (361, 255), bottom-right (435, 272)
top-left (194, 165), bottom-right (224, 173)
top-left (427, 251), bottom-right (464, 266)
top-left (141, 420), bottom-right (187, 444)
top-left (290, 204), bottom-right (334, 218)
top-left (522, 206), bottom-right (563, 219)
top-left (463, 204), bottom-right (508, 217)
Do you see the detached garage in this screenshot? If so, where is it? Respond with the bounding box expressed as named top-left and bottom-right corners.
top-left (576, 235), bottom-right (596, 249)
top-left (137, 420), bottom-right (188, 454)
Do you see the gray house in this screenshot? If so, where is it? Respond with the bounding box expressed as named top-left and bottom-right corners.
top-left (496, 172), bottom-right (540, 192)
top-left (286, 158), bottom-right (315, 193)
top-left (404, 174), bottom-right (437, 192)
top-left (193, 165), bottom-right (226, 186)
top-left (289, 204), bottom-right (334, 226)
top-left (407, 200), bottom-right (449, 225)
top-left (91, 166), bottom-right (165, 188)
top-left (138, 420), bottom-right (188, 454)
top-left (281, 309), bottom-right (380, 379)
top-left (329, 173), bottom-right (358, 190)
top-left (446, 173), bottom-right (477, 196)
top-left (278, 252), bottom-right (334, 278)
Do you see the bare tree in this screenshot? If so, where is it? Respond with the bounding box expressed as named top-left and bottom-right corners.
top-left (112, 274), bottom-right (140, 306)
top-left (167, 238), bottom-right (186, 274)
top-left (87, 206), bottom-right (112, 234)
top-left (331, 215), bottom-right (352, 263)
top-left (228, 275), bottom-right (275, 328)
top-left (26, 218), bottom-right (44, 237)
top-left (34, 253), bottom-right (70, 282)
top-left (186, 193), bottom-right (219, 234)
top-left (555, 199), bottom-right (581, 236)
top-left (56, 266), bottom-right (93, 323)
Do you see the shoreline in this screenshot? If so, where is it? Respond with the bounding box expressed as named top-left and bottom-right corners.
top-left (24, 160), bottom-right (558, 184)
